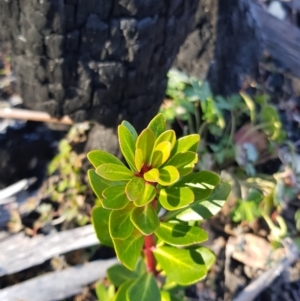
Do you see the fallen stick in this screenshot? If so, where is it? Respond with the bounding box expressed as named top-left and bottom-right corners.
top-left (233, 238), bottom-right (299, 301)
top-left (0, 107), bottom-right (74, 125)
top-left (0, 258), bottom-right (118, 301)
top-left (0, 225), bottom-right (99, 276)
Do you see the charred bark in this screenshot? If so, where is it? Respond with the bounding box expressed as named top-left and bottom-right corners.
top-left (0, 0), bottom-right (198, 132)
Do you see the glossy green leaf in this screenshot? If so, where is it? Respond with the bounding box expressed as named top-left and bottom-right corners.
top-left (170, 134), bottom-right (200, 156)
top-left (97, 163), bottom-right (134, 181)
top-left (167, 182), bottom-right (231, 222)
top-left (134, 183), bottom-right (156, 207)
top-left (87, 150), bottom-right (124, 168)
top-left (92, 205), bottom-right (113, 247)
top-left (158, 166), bottom-right (179, 186)
top-left (135, 148), bottom-right (143, 172)
top-left (155, 130), bottom-right (176, 150)
top-left (109, 205), bottom-right (135, 239)
top-left (118, 124), bottom-right (136, 171)
top-left (161, 291), bottom-right (181, 301)
top-left (130, 204), bottom-right (160, 235)
top-left (155, 222), bottom-right (208, 246)
top-left (88, 169), bottom-right (111, 199)
top-left (107, 264), bottom-right (138, 287)
top-left (127, 273), bottom-right (161, 301)
top-left (153, 246), bottom-right (207, 285)
top-left (125, 177), bottom-right (145, 202)
top-left (102, 185), bottom-right (129, 210)
top-left (151, 142), bottom-right (172, 168)
top-left (144, 168), bottom-right (159, 183)
top-left (122, 120), bottom-right (138, 141)
top-left (147, 114), bottom-right (166, 138)
top-left (174, 171), bottom-right (220, 201)
top-left (113, 229), bottom-right (144, 270)
top-left (159, 187), bottom-right (194, 211)
top-left (165, 152), bottom-right (198, 176)
top-left (113, 280), bottom-right (133, 301)
top-left (134, 259), bottom-right (147, 276)
top-left (196, 247), bottom-right (216, 270)
top-left (136, 128), bottom-right (155, 165)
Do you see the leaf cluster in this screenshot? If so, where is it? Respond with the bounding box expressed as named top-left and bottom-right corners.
top-left (88, 114), bottom-right (230, 300)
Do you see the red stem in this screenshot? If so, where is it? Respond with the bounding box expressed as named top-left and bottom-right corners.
top-left (144, 234), bottom-right (157, 275)
top-left (143, 198), bottom-right (158, 275)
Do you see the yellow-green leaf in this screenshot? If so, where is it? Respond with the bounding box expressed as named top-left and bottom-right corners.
top-left (88, 169), bottom-right (111, 199)
top-left (113, 229), bottom-right (144, 270)
top-left (159, 187), bottom-right (194, 211)
top-left (125, 177), bottom-right (145, 202)
top-left (170, 134), bottom-right (200, 156)
top-left (122, 120), bottom-right (138, 141)
top-left (109, 204), bottom-right (135, 239)
top-left (151, 142), bottom-right (172, 168)
top-left (118, 124), bottom-right (136, 171)
top-left (147, 114), bottom-right (166, 138)
top-left (155, 222), bottom-right (208, 246)
top-left (153, 246), bottom-right (207, 285)
top-left (165, 152), bottom-right (198, 176)
top-left (135, 148), bottom-right (143, 172)
top-left (113, 280), bottom-right (134, 301)
top-left (87, 150), bottom-right (124, 168)
top-left (134, 183), bottom-right (156, 207)
top-left (97, 163), bottom-right (134, 181)
top-left (144, 168), bottom-right (159, 183)
top-left (136, 128), bottom-right (155, 165)
top-left (92, 205), bottom-right (113, 247)
top-left (102, 185), bottom-right (129, 210)
top-left (130, 204), bottom-right (160, 235)
top-left (127, 273), bottom-right (161, 301)
top-left (158, 166), bottom-right (179, 186)
top-left (154, 130), bottom-right (176, 150)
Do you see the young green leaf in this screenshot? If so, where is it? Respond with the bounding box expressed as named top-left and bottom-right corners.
top-left (168, 182), bottom-right (231, 222)
top-left (135, 148), bottom-right (143, 172)
top-left (155, 222), bottom-right (208, 246)
top-left (118, 124), bottom-right (137, 171)
top-left (92, 206), bottom-right (113, 247)
top-left (122, 121), bottom-right (138, 141)
top-left (136, 128), bottom-right (155, 165)
top-left (159, 187), bottom-right (194, 211)
top-left (151, 142), bottom-right (172, 168)
top-left (153, 246), bottom-right (207, 285)
top-left (134, 183), bottom-right (156, 207)
top-left (130, 204), bottom-right (160, 235)
top-left (107, 264), bottom-right (138, 287)
top-left (88, 169), bottom-right (111, 199)
top-left (113, 280), bottom-right (134, 301)
top-left (158, 166), bottom-right (180, 186)
top-left (87, 150), bottom-right (124, 168)
top-left (109, 205), bottom-right (135, 239)
top-left (95, 282), bottom-right (112, 301)
top-left (97, 163), bottom-right (134, 181)
top-left (174, 171), bottom-right (220, 201)
top-left (165, 152), bottom-right (198, 176)
top-left (147, 114), bottom-right (166, 138)
top-left (102, 185), bottom-right (129, 210)
top-left (170, 134), bottom-right (200, 156)
top-left (125, 177), bottom-right (145, 202)
top-left (144, 168), bottom-right (159, 183)
top-left (113, 230), bottom-right (144, 270)
top-left (154, 130), bottom-right (176, 150)
top-left (127, 273), bottom-right (161, 301)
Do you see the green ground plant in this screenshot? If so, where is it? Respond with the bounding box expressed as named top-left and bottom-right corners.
top-left (87, 114), bottom-right (230, 301)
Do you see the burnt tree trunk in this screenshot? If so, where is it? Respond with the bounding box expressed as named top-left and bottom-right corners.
top-left (0, 0), bottom-right (198, 132)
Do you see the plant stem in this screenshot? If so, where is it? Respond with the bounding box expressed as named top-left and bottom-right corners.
top-left (144, 199), bottom-right (157, 275)
top-left (144, 234), bottom-right (157, 275)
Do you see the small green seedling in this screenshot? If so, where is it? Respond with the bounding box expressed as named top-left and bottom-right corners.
top-left (87, 114), bottom-right (230, 301)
